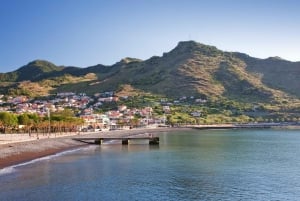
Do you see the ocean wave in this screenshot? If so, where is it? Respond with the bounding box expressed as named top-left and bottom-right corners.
top-left (0, 166), bottom-right (16, 175)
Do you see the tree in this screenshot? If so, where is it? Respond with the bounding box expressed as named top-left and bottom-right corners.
top-left (130, 117), bottom-right (140, 128)
top-left (18, 113), bottom-right (30, 125)
top-left (28, 113), bottom-right (40, 124)
top-left (0, 112), bottom-right (18, 133)
top-left (18, 113), bottom-right (31, 133)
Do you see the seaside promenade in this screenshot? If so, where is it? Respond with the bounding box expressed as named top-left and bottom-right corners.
top-left (0, 132), bottom-right (80, 145)
top-left (0, 122), bottom-right (298, 145)
top-left (0, 127), bottom-right (216, 146)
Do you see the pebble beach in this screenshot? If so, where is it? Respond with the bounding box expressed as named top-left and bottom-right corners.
top-left (0, 127), bottom-right (179, 169)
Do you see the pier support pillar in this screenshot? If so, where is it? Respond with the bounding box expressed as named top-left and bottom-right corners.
top-left (149, 137), bottom-right (159, 145)
top-left (122, 139), bottom-right (129, 145)
top-left (94, 139), bottom-right (101, 144)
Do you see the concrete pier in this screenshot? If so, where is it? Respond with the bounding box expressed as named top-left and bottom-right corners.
top-left (73, 137), bottom-right (159, 145)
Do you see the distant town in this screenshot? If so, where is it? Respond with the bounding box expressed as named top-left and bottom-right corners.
top-left (0, 91), bottom-right (299, 134)
top-left (0, 91), bottom-right (186, 133)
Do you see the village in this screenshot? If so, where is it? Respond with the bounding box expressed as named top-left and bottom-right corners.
top-left (0, 91), bottom-right (206, 132)
top-left (2, 90), bottom-right (300, 135)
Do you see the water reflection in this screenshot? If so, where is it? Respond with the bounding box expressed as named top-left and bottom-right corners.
top-left (1, 129), bottom-right (300, 201)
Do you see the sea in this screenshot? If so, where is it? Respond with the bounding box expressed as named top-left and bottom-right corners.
top-left (1, 129), bottom-right (300, 201)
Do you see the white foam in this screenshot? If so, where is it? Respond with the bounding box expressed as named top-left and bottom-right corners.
top-left (0, 166), bottom-right (16, 175)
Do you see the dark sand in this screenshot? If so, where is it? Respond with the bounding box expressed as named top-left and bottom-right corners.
top-left (0, 127), bottom-right (179, 169)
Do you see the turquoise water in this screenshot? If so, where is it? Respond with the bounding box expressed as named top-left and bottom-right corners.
top-left (1, 129), bottom-right (300, 201)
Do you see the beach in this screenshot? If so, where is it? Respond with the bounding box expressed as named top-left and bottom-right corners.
top-left (0, 127), bottom-right (178, 169)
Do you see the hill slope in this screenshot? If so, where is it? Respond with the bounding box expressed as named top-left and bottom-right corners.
top-left (0, 41), bottom-right (300, 105)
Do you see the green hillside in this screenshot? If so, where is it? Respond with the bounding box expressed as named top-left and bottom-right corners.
top-left (0, 41), bottom-right (300, 107)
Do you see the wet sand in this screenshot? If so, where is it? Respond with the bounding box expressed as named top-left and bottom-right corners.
top-left (0, 127), bottom-right (180, 169)
top-left (0, 138), bottom-right (85, 169)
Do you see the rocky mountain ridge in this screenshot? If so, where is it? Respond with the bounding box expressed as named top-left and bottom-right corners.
top-left (0, 41), bottom-right (299, 104)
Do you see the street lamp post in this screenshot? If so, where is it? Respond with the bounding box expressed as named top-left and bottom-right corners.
top-left (47, 108), bottom-right (50, 138)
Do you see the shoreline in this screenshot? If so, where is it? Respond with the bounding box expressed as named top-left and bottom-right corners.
top-left (1, 125), bottom-right (300, 170)
top-left (0, 143), bottom-right (86, 170)
top-left (0, 138), bottom-right (87, 170)
top-left (0, 127), bottom-right (179, 170)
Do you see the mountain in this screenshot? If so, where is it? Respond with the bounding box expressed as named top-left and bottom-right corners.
top-left (0, 60), bottom-right (62, 82)
top-left (235, 54), bottom-right (300, 98)
top-left (0, 41), bottom-right (300, 104)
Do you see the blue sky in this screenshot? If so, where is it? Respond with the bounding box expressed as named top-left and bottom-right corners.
top-left (1, 0), bottom-right (300, 72)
